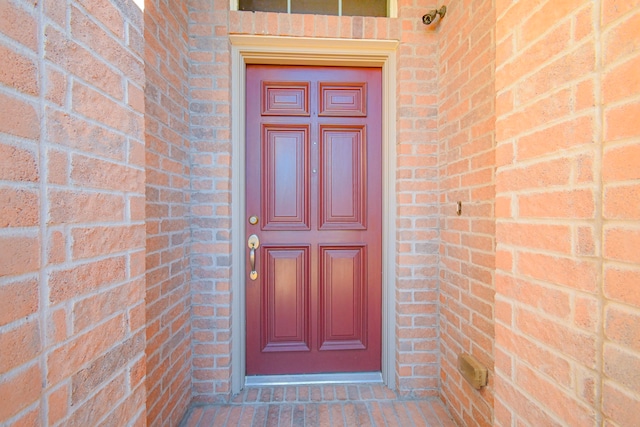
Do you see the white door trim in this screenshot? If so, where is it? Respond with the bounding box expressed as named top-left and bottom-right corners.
top-left (229, 35), bottom-right (398, 394)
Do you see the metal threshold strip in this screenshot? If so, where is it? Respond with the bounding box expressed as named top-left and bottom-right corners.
top-left (245, 372), bottom-right (383, 386)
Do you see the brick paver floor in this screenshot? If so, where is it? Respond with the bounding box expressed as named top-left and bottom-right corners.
top-left (181, 384), bottom-right (457, 426)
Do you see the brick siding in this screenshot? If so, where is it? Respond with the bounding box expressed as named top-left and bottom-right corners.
top-left (437, 0), bottom-right (496, 425)
top-left (1, 0), bottom-right (638, 426)
top-left (0, 0), bottom-right (145, 425)
top-left (144, 0), bottom-right (193, 425)
top-left (495, 1), bottom-right (640, 425)
top-left (187, 0), bottom-right (442, 403)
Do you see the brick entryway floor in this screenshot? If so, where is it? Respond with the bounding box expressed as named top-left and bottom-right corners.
top-left (181, 384), bottom-right (457, 426)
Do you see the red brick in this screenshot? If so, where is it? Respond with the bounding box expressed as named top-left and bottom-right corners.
top-left (47, 314), bottom-right (127, 384)
top-left (576, 225), bottom-right (596, 255)
top-left (0, 0), bottom-right (38, 51)
top-left (516, 363), bottom-right (595, 426)
top-left (48, 257), bottom-right (126, 304)
top-left (605, 183), bottom-right (640, 220)
top-left (519, 189), bottom-right (594, 219)
top-left (0, 363), bottom-right (41, 421)
top-left (496, 22), bottom-right (571, 91)
top-left (0, 318), bottom-right (40, 375)
top-left (602, 0), bottom-right (640, 25)
top-left (70, 6), bottom-right (144, 84)
top-left (10, 406), bottom-right (40, 427)
top-left (0, 234), bottom-right (40, 277)
top-left (47, 149), bottom-right (68, 185)
top-left (0, 92), bottom-right (39, 140)
top-left (494, 295), bottom-right (513, 326)
top-left (497, 274), bottom-right (571, 318)
top-left (48, 307), bottom-right (68, 345)
top-left (45, 67), bottom-right (67, 106)
top-left (0, 187), bottom-right (39, 227)
top-left (605, 101), bottom-right (640, 142)
top-left (0, 143), bottom-right (39, 182)
top-left (44, 0), bottom-right (67, 27)
top-left (575, 78), bottom-right (595, 111)
top-left (496, 378), bottom-right (561, 427)
top-left (72, 81), bottom-right (144, 134)
top-left (604, 344), bottom-right (640, 394)
top-left (605, 305), bottom-right (640, 353)
top-left (0, 278), bottom-right (38, 327)
top-left (603, 54), bottom-right (640, 104)
top-left (77, 0), bottom-right (125, 37)
top-left (46, 109), bottom-right (127, 161)
top-left (48, 190), bottom-right (125, 224)
top-left (603, 143), bottom-right (640, 182)
top-left (518, 252), bottom-right (598, 293)
top-left (66, 374), bottom-right (127, 426)
top-left (604, 227), bottom-right (640, 264)
top-left (71, 332), bottom-right (144, 404)
top-left (45, 27), bottom-right (124, 100)
top-left (128, 82), bottom-right (145, 113)
top-left (496, 157), bottom-right (571, 192)
top-left (496, 89), bottom-right (572, 141)
top-left (71, 154), bottom-right (144, 193)
top-left (47, 384), bottom-right (69, 425)
top-left (605, 266), bottom-right (640, 308)
top-left (0, 43), bottom-right (38, 95)
top-left (72, 283), bottom-right (137, 332)
top-left (602, 10), bottom-right (640, 66)
top-left (517, 308), bottom-right (596, 367)
top-left (603, 381), bottom-right (640, 427)
top-left (97, 383), bottom-right (146, 427)
top-left (574, 295), bottom-right (599, 332)
top-left (516, 42), bottom-right (595, 106)
top-left (516, 116), bottom-right (593, 161)
top-left (46, 229), bottom-right (65, 265)
top-left (496, 222), bottom-right (571, 253)
top-left (522, 0), bottom-right (583, 43)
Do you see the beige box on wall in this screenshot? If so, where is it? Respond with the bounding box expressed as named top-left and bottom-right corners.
top-left (458, 353), bottom-right (488, 389)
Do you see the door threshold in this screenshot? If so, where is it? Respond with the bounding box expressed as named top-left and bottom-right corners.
top-left (245, 372), bottom-right (383, 386)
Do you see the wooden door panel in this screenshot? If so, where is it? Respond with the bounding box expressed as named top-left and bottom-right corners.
top-left (319, 125), bottom-right (366, 230)
top-left (319, 82), bottom-right (367, 117)
top-left (319, 246), bottom-right (366, 351)
top-left (262, 81), bottom-right (310, 116)
top-left (262, 246), bottom-right (310, 352)
top-left (246, 65), bottom-right (382, 375)
top-left (262, 125), bottom-right (310, 230)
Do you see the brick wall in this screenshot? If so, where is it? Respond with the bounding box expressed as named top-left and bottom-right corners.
top-left (0, 0), bottom-right (146, 425)
top-left (187, 0), bottom-right (442, 402)
top-left (3, 0), bottom-right (636, 425)
top-left (437, 0), bottom-right (496, 425)
top-left (495, 0), bottom-right (640, 425)
top-left (144, 0), bottom-right (193, 425)
top-left (395, 1), bottom-right (441, 399)
top-left (188, 0), bottom-right (234, 402)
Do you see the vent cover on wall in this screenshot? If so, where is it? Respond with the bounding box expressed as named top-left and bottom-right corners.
top-left (458, 353), bottom-right (488, 389)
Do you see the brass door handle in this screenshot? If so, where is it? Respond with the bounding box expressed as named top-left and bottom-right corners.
top-left (248, 234), bottom-right (260, 280)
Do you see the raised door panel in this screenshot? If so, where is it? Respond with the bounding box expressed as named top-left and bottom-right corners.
top-left (319, 82), bottom-right (367, 117)
top-left (262, 82), bottom-right (310, 116)
top-left (262, 246), bottom-right (310, 352)
top-left (319, 125), bottom-right (366, 230)
top-left (319, 246), bottom-right (367, 351)
top-left (262, 124), bottom-right (310, 230)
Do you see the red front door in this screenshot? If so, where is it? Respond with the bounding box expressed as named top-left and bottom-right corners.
top-left (245, 65), bottom-right (382, 375)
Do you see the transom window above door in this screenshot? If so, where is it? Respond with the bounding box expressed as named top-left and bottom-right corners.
top-left (238, 0), bottom-right (388, 17)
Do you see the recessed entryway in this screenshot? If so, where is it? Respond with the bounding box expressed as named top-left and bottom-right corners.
top-left (229, 35), bottom-right (399, 393)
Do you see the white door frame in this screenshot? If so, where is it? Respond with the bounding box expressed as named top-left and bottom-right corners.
top-left (229, 35), bottom-right (399, 394)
